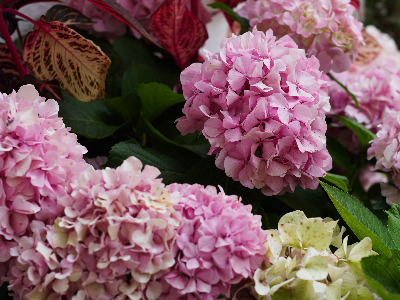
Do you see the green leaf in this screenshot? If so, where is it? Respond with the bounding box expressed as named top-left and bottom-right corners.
top-left (333, 115), bottom-right (376, 148)
top-left (136, 83), bottom-right (185, 121)
top-left (320, 181), bottom-right (396, 257)
top-left (113, 36), bottom-right (179, 88)
top-left (104, 93), bottom-right (141, 122)
top-left (58, 94), bottom-right (123, 139)
top-left (327, 72), bottom-right (360, 109)
top-left (278, 186), bottom-right (329, 218)
top-left (387, 204), bottom-right (400, 249)
top-left (106, 139), bottom-right (187, 183)
top-left (326, 135), bottom-right (354, 170)
top-left (122, 62), bottom-right (161, 95)
top-left (361, 255), bottom-right (400, 300)
top-left (208, 1), bottom-right (249, 34)
top-left (322, 172), bottom-right (350, 192)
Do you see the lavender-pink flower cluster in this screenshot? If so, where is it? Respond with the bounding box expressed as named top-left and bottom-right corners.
top-left (368, 110), bottom-right (400, 205)
top-left (0, 85), bottom-right (88, 269)
top-left (237, 0), bottom-right (364, 73)
top-left (177, 29), bottom-right (332, 196)
top-left (161, 183), bottom-right (267, 299)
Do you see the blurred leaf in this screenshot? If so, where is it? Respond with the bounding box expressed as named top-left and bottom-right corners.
top-left (322, 172), bottom-right (350, 192)
top-left (278, 186), bottom-right (329, 218)
top-left (23, 18), bottom-right (111, 102)
top-left (151, 0), bottom-right (208, 69)
top-left (113, 36), bottom-right (179, 88)
top-left (104, 93), bottom-right (140, 122)
top-left (59, 94), bottom-right (123, 138)
top-left (387, 204), bottom-right (400, 249)
top-left (45, 4), bottom-right (93, 25)
top-left (136, 83), bottom-right (185, 121)
top-left (326, 135), bottom-right (354, 170)
top-left (361, 255), bottom-right (400, 300)
top-left (0, 43), bottom-right (19, 92)
top-left (320, 181), bottom-right (395, 257)
top-left (122, 63), bottom-right (161, 95)
top-left (86, 0), bottom-right (161, 47)
top-left (333, 115), bottom-right (376, 148)
top-left (208, 1), bottom-right (249, 33)
top-left (107, 139), bottom-right (187, 183)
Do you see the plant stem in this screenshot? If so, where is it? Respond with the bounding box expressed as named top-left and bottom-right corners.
top-left (191, 0), bottom-right (199, 19)
top-left (0, 11), bottom-right (27, 77)
top-left (3, 8), bottom-right (38, 25)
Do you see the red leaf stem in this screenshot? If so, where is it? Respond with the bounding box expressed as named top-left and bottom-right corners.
top-left (0, 9), bottom-right (27, 77)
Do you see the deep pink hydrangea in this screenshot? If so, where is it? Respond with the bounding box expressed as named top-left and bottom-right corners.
top-left (368, 110), bottom-right (400, 204)
top-left (237, 0), bottom-right (364, 73)
top-left (177, 29), bottom-right (332, 196)
top-left (0, 85), bottom-right (88, 264)
top-left (160, 183), bottom-right (267, 299)
top-left (5, 156), bottom-right (182, 299)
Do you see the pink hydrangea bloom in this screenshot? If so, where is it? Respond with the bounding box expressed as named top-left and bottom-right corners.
top-left (328, 26), bottom-right (400, 134)
top-left (160, 183), bottom-right (267, 299)
top-left (0, 85), bottom-right (88, 261)
top-left (368, 109), bottom-right (400, 204)
top-left (237, 0), bottom-right (364, 73)
top-left (177, 29), bottom-right (332, 195)
top-left (5, 156), bottom-right (182, 299)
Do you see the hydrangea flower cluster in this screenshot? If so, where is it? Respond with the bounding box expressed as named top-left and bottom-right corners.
top-left (177, 29), bottom-right (332, 196)
top-left (253, 211), bottom-right (376, 299)
top-left (237, 0), bottom-right (364, 73)
top-left (328, 26), bottom-right (400, 135)
top-left (0, 85), bottom-right (88, 265)
top-left (160, 183), bottom-right (267, 299)
top-left (368, 110), bottom-right (400, 205)
top-left (5, 156), bottom-right (182, 299)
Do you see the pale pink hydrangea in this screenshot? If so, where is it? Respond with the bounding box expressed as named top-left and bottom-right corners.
top-left (328, 26), bottom-right (400, 134)
top-left (0, 85), bottom-right (88, 264)
top-left (5, 156), bottom-right (182, 299)
top-left (368, 110), bottom-right (400, 205)
top-left (237, 0), bottom-right (364, 73)
top-left (160, 183), bottom-right (267, 299)
top-left (177, 29), bottom-right (332, 196)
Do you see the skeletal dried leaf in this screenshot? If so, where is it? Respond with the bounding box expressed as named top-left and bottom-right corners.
top-left (23, 18), bottom-right (111, 102)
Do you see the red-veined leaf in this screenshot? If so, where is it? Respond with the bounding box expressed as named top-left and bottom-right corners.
top-left (350, 0), bottom-right (360, 10)
top-left (23, 18), bottom-right (111, 102)
top-left (86, 0), bottom-right (161, 48)
top-left (45, 4), bottom-right (93, 26)
top-left (151, 0), bottom-right (208, 70)
top-left (354, 30), bottom-right (382, 66)
top-left (0, 43), bottom-right (20, 92)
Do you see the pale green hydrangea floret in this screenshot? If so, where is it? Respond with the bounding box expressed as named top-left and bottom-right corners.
top-left (254, 210), bottom-right (377, 300)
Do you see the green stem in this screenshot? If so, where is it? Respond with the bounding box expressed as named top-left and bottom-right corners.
top-left (327, 72), bottom-right (360, 109)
